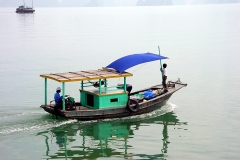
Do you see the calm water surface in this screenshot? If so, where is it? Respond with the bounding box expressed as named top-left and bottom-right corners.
top-left (0, 4), bottom-right (240, 159)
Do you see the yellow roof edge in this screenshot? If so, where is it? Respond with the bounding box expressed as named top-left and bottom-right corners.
top-left (40, 75), bottom-right (62, 82)
top-left (40, 73), bottom-right (133, 83)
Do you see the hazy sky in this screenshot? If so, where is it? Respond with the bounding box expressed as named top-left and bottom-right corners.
top-left (0, 0), bottom-right (239, 7)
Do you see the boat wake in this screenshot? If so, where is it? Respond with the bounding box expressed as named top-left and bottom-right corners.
top-left (0, 112), bottom-right (45, 120)
top-left (0, 102), bottom-right (177, 135)
top-left (0, 112), bottom-right (77, 135)
top-left (98, 101), bottom-right (177, 123)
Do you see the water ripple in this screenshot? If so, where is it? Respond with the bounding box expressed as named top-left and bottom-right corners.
top-left (0, 112), bottom-right (45, 120)
top-left (0, 102), bottom-right (176, 135)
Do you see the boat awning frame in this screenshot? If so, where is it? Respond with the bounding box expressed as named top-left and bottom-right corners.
top-left (40, 68), bottom-right (133, 82)
top-left (106, 52), bottom-right (168, 73)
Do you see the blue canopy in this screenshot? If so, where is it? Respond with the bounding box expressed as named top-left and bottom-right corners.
top-left (106, 53), bottom-right (168, 73)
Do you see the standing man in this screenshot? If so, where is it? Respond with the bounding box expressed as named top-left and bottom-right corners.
top-left (160, 63), bottom-right (168, 92)
top-left (54, 87), bottom-right (62, 110)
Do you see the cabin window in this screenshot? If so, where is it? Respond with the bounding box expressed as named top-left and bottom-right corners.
top-left (87, 94), bottom-right (94, 107)
top-left (110, 98), bottom-right (118, 102)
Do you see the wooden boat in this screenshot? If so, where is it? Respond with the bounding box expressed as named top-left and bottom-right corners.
top-left (40, 52), bottom-right (187, 120)
top-left (16, 0), bottom-right (35, 13)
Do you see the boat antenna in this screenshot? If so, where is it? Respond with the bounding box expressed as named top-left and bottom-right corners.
top-left (23, 0), bottom-right (25, 7)
top-left (32, 0), bottom-right (33, 8)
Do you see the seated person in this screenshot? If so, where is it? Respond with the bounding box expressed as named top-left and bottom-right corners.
top-left (93, 81), bottom-right (105, 88)
top-left (117, 84), bottom-right (132, 95)
top-left (54, 87), bottom-right (63, 110)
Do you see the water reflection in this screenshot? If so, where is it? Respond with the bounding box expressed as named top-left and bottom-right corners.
top-left (38, 111), bottom-right (187, 159)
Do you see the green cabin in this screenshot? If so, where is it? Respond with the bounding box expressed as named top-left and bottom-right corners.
top-left (40, 68), bottom-right (133, 110)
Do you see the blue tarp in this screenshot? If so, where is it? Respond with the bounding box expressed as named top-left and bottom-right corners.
top-left (106, 53), bottom-right (168, 73)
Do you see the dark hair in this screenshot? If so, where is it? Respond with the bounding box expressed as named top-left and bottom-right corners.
top-left (93, 81), bottom-right (105, 87)
top-left (163, 63), bottom-right (167, 68)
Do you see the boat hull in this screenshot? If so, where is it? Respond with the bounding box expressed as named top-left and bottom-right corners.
top-left (40, 82), bottom-right (186, 120)
top-left (16, 10), bottom-right (35, 13)
top-left (41, 94), bottom-right (172, 120)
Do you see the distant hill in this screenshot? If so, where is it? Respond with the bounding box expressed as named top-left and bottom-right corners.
top-left (0, 0), bottom-right (240, 7)
top-left (0, 0), bottom-right (137, 7)
top-left (84, 0), bottom-right (137, 7)
top-left (136, 0), bottom-right (173, 6)
top-left (191, 0), bottom-right (240, 4)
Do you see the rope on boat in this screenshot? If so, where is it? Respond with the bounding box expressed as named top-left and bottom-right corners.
top-left (131, 63), bottom-right (147, 73)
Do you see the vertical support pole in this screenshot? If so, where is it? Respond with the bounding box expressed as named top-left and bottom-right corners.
top-left (123, 77), bottom-right (126, 92)
top-left (44, 78), bottom-right (47, 105)
top-left (99, 79), bottom-right (101, 94)
top-left (62, 82), bottom-right (65, 110)
top-left (104, 79), bottom-right (107, 92)
top-left (158, 46), bottom-right (163, 78)
top-left (81, 81), bottom-right (83, 90)
top-left (81, 81), bottom-right (83, 102)
top-left (158, 46), bottom-right (165, 88)
top-left (104, 79), bottom-right (107, 87)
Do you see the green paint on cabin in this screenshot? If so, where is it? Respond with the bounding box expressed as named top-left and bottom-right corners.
top-left (80, 90), bottom-right (128, 109)
top-left (62, 82), bottom-right (65, 110)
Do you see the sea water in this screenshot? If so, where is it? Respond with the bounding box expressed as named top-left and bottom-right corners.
top-left (0, 4), bottom-right (240, 159)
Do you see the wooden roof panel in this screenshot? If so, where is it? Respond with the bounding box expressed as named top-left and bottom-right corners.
top-left (40, 69), bottom-right (133, 82)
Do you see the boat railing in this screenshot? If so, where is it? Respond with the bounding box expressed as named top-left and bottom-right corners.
top-left (81, 81), bottom-right (125, 92)
top-left (80, 81), bottom-right (107, 88)
top-left (82, 84), bottom-right (95, 87)
top-left (79, 88), bottom-right (126, 96)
